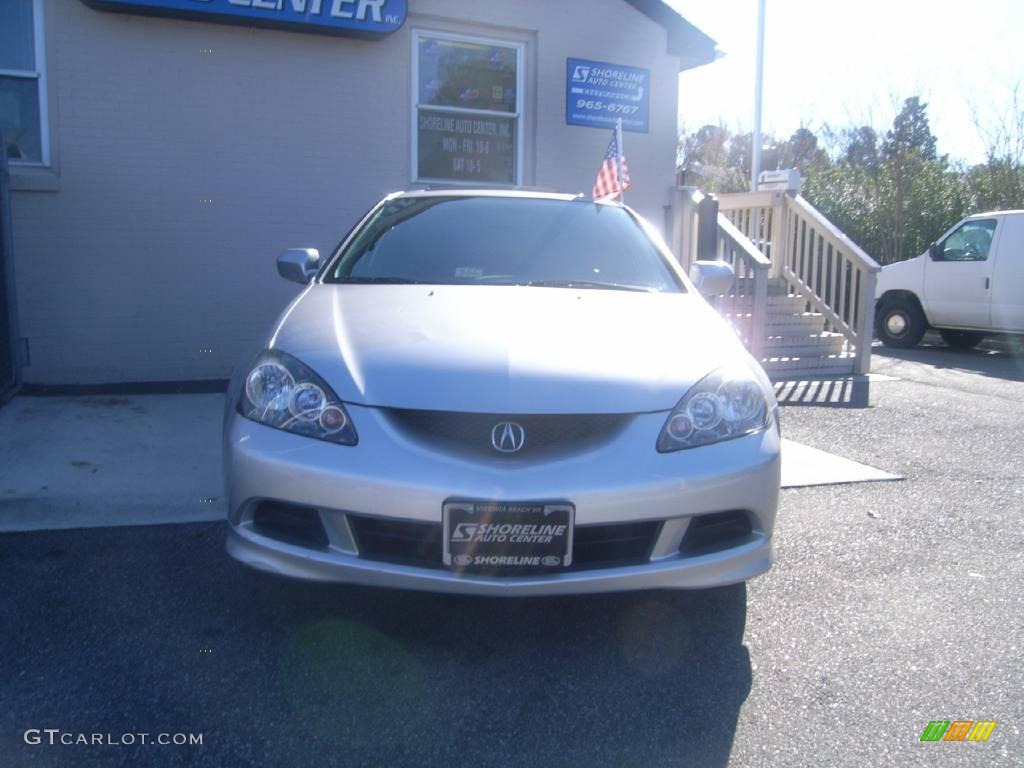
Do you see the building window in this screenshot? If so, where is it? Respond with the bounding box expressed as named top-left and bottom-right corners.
top-left (0, 0), bottom-right (48, 165)
top-left (413, 31), bottom-right (523, 186)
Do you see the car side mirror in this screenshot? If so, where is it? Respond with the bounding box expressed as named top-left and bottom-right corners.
top-left (928, 242), bottom-right (942, 260)
top-left (689, 260), bottom-right (735, 297)
top-left (277, 248), bottom-right (320, 284)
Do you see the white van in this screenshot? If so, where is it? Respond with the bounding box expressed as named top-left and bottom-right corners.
top-left (875, 210), bottom-right (1024, 348)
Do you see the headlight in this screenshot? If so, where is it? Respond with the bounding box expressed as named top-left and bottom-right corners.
top-left (657, 366), bottom-right (771, 452)
top-left (238, 350), bottom-right (358, 445)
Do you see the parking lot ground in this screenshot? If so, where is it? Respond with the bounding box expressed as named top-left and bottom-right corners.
top-left (1, 339), bottom-right (1022, 767)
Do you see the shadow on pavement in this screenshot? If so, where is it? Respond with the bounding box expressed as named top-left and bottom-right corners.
top-left (774, 376), bottom-right (870, 408)
top-left (0, 523), bottom-right (752, 768)
top-left (873, 334), bottom-right (1024, 382)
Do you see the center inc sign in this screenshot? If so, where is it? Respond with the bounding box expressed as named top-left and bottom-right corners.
top-left (81, 0), bottom-right (407, 38)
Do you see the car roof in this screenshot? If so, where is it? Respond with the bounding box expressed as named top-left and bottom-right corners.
top-left (388, 188), bottom-right (586, 203)
top-left (970, 209), bottom-right (1024, 218)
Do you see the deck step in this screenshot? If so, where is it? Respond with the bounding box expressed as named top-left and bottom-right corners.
top-left (720, 312), bottom-right (826, 335)
top-left (718, 294), bottom-right (809, 312)
top-left (760, 354), bottom-right (856, 377)
top-left (731, 277), bottom-right (791, 296)
top-left (764, 332), bottom-right (846, 357)
top-left (722, 308), bottom-right (822, 320)
top-left (714, 285), bottom-right (857, 377)
top-left (766, 313), bottom-right (827, 334)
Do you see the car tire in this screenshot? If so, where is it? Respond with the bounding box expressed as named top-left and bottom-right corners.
top-left (876, 299), bottom-right (927, 348)
top-left (939, 329), bottom-right (985, 349)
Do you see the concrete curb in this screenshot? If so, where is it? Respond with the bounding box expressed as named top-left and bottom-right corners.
top-left (0, 394), bottom-right (225, 532)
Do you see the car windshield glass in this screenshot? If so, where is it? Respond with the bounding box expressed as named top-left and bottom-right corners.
top-left (326, 196), bottom-right (683, 292)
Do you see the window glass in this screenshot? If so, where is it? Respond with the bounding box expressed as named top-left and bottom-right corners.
top-left (0, 76), bottom-right (42, 162)
top-left (417, 112), bottom-right (515, 184)
top-left (940, 219), bottom-right (997, 262)
top-left (414, 33), bottom-right (520, 185)
top-left (0, 0), bottom-right (43, 164)
top-left (0, 0), bottom-right (36, 71)
top-left (417, 37), bottom-right (516, 113)
top-left (329, 197), bottom-right (682, 293)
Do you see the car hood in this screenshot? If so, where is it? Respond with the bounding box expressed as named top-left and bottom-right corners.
top-left (876, 253), bottom-right (924, 297)
top-left (269, 285), bottom-right (750, 414)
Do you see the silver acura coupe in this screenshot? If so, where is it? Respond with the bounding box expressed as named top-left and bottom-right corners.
top-left (224, 190), bottom-right (781, 595)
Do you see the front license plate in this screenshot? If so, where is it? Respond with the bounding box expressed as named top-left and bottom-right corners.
top-left (443, 501), bottom-right (574, 571)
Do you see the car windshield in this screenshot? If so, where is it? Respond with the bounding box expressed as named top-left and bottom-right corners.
top-left (326, 196), bottom-right (683, 292)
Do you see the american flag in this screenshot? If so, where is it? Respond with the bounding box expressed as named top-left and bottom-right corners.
top-left (592, 124), bottom-right (631, 201)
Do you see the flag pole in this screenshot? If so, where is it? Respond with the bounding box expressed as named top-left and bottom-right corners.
top-left (750, 0), bottom-right (766, 250)
top-left (615, 118), bottom-right (625, 205)
top-left (751, 0), bottom-right (766, 194)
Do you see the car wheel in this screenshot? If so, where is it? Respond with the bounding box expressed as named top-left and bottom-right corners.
top-left (876, 299), bottom-right (927, 348)
top-left (939, 329), bottom-right (985, 349)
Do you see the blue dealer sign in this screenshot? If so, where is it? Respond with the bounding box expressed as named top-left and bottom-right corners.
top-left (81, 0), bottom-right (406, 38)
top-left (566, 58), bottom-right (650, 133)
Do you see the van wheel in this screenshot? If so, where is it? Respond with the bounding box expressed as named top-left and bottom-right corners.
top-left (876, 299), bottom-right (927, 348)
top-left (939, 329), bottom-right (985, 349)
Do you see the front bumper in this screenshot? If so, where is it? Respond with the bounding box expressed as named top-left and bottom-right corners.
top-left (224, 405), bottom-right (781, 596)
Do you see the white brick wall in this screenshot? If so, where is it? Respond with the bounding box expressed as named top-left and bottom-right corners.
top-left (11, 0), bottom-right (682, 384)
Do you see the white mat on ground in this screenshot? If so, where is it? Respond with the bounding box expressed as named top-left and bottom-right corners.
top-left (781, 438), bottom-right (902, 488)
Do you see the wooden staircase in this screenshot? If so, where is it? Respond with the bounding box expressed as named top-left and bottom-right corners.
top-left (716, 278), bottom-right (856, 377)
top-left (667, 187), bottom-right (880, 380)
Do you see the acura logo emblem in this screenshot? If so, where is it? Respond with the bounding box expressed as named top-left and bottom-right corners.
top-left (491, 421), bottom-right (526, 453)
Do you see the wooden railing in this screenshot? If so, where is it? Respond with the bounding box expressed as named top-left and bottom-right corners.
top-left (717, 190), bottom-right (783, 269)
top-left (782, 195), bottom-right (880, 374)
top-left (714, 214), bottom-right (770, 360)
top-left (666, 186), bottom-right (702, 273)
top-left (718, 191), bottom-right (881, 374)
top-left (666, 187), bottom-right (771, 360)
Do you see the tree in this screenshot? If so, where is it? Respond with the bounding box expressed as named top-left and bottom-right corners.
top-left (678, 124), bottom-right (729, 169)
top-left (868, 97), bottom-right (964, 263)
top-left (841, 126), bottom-right (880, 170)
top-left (675, 95), bottom-right (996, 265)
top-left (883, 97), bottom-right (937, 162)
top-left (969, 84), bottom-right (1024, 211)
top-left (725, 132), bottom-right (753, 183)
top-left (677, 124), bottom-right (748, 192)
top-left (778, 127), bottom-right (829, 173)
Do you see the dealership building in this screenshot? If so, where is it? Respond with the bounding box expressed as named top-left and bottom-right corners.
top-left (1, 0), bottom-right (716, 387)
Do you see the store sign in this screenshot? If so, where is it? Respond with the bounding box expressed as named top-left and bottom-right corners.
top-left (565, 58), bottom-right (650, 133)
top-left (81, 0), bottom-right (406, 38)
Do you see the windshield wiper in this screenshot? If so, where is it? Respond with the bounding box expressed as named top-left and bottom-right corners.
top-left (523, 279), bottom-right (655, 293)
top-left (336, 276), bottom-right (428, 285)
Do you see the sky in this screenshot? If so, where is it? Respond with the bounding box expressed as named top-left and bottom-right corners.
top-left (668, 0), bottom-right (1024, 165)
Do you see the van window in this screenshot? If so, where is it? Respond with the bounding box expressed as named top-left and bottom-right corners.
top-left (938, 219), bottom-right (997, 262)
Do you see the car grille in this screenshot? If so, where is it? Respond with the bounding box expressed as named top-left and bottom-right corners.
top-left (383, 409), bottom-right (631, 459)
top-left (347, 515), bottom-right (662, 575)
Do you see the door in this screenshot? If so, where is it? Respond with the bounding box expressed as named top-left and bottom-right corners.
top-left (923, 217), bottom-right (998, 328)
top-left (990, 214), bottom-right (1024, 331)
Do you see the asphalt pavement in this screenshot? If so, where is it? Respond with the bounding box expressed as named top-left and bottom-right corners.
top-left (1, 337), bottom-right (1022, 767)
